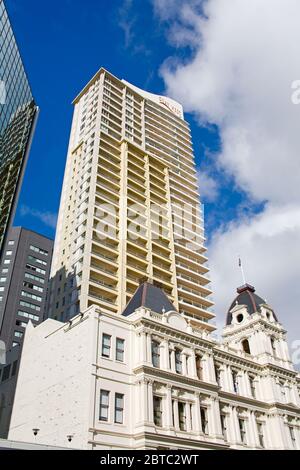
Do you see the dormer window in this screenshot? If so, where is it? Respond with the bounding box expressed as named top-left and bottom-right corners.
top-left (237, 313), bottom-right (244, 323)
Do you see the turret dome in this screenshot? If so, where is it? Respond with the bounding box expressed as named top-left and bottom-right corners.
top-left (226, 284), bottom-right (278, 325)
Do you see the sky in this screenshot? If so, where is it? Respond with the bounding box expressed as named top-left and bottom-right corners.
top-left (6, 0), bottom-right (300, 363)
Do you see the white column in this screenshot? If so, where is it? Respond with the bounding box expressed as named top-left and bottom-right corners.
top-left (135, 333), bottom-right (141, 365)
top-left (248, 411), bottom-right (259, 448)
top-left (135, 382), bottom-right (141, 423)
top-left (210, 397), bottom-right (223, 438)
top-left (165, 385), bottom-right (173, 429)
top-left (231, 406), bottom-right (241, 444)
top-left (182, 352), bottom-right (187, 376)
top-left (225, 364), bottom-right (233, 392)
top-left (170, 346), bottom-right (176, 372)
top-left (188, 349), bottom-right (197, 378)
top-left (173, 398), bottom-right (179, 430)
top-left (148, 380), bottom-right (154, 424)
top-left (146, 333), bottom-right (152, 364)
top-left (140, 379), bottom-right (148, 422)
top-left (202, 354), bottom-right (215, 382)
top-left (162, 339), bottom-right (169, 370)
top-left (194, 393), bottom-right (202, 435)
top-left (242, 372), bottom-right (251, 397)
top-left (186, 402), bottom-right (192, 432)
top-left (141, 332), bottom-right (147, 363)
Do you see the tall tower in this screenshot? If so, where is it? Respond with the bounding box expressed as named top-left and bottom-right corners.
top-left (0, 0), bottom-right (38, 255)
top-left (47, 68), bottom-right (214, 332)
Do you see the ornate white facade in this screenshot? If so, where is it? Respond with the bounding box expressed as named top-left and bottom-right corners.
top-left (8, 282), bottom-right (300, 450)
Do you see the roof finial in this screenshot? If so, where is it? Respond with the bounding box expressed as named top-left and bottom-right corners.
top-left (238, 256), bottom-right (247, 285)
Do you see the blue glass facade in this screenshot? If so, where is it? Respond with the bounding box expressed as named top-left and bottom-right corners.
top-left (0, 0), bottom-right (37, 254)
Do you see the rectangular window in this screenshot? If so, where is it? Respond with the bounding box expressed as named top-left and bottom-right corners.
top-left (201, 407), bottom-right (209, 435)
top-left (0, 277), bottom-right (7, 283)
top-left (153, 396), bottom-right (162, 427)
top-left (2, 269), bottom-right (8, 274)
top-left (178, 402), bottom-right (186, 431)
top-left (0, 297), bottom-right (3, 302)
top-left (249, 375), bottom-right (256, 398)
top-left (289, 426), bottom-right (296, 448)
top-left (99, 390), bottom-right (110, 421)
top-left (11, 361), bottom-right (18, 377)
top-left (151, 340), bottom-right (160, 368)
top-left (8, 241), bottom-right (15, 246)
top-left (19, 301), bottom-right (41, 312)
top-left (116, 338), bottom-right (125, 362)
top-left (232, 370), bottom-right (239, 393)
top-left (114, 393), bottom-right (124, 424)
top-left (21, 291), bottom-right (42, 302)
top-left (30, 245), bottom-right (48, 256)
top-left (257, 422), bottom-right (265, 448)
top-left (14, 331), bottom-right (23, 338)
top-left (3, 260), bottom-right (10, 265)
top-left (28, 255), bottom-right (47, 266)
top-left (215, 364), bottom-right (221, 387)
top-left (24, 272), bottom-right (45, 284)
top-left (221, 413), bottom-right (227, 440)
top-left (2, 364), bottom-right (11, 382)
top-left (6, 250), bottom-right (12, 256)
top-left (0, 287), bottom-right (4, 292)
top-left (101, 334), bottom-right (111, 358)
top-left (239, 418), bottom-right (247, 444)
top-left (175, 349), bottom-right (182, 374)
top-left (26, 264), bottom-right (46, 275)
top-left (23, 281), bottom-right (44, 293)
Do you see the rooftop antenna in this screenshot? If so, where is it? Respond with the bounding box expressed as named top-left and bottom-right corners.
top-left (238, 256), bottom-right (247, 285)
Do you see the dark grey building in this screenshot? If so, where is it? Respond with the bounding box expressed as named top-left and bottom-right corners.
top-left (0, 227), bottom-right (53, 437)
top-left (0, 0), bottom-right (38, 256)
top-left (0, 227), bottom-right (53, 348)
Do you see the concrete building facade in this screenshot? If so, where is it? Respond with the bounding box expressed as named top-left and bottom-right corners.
top-left (8, 282), bottom-right (300, 450)
top-left (0, 226), bottom-right (53, 437)
top-left (47, 68), bottom-right (214, 333)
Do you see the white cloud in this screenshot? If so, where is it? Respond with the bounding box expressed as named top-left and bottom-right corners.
top-left (20, 205), bottom-right (57, 229)
top-left (154, 0), bottom-right (300, 360)
top-left (208, 204), bottom-right (300, 346)
top-left (197, 168), bottom-right (218, 202)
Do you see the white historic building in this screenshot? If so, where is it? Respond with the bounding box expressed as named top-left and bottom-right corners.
top-left (8, 281), bottom-right (300, 450)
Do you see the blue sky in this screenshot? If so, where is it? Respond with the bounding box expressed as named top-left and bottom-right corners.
top-left (6, 0), bottom-right (300, 362)
top-left (7, 0), bottom-right (244, 241)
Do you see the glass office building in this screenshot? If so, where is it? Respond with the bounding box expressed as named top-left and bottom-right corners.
top-left (0, 0), bottom-right (38, 255)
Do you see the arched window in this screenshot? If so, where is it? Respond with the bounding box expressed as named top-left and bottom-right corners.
top-left (242, 339), bottom-right (251, 354)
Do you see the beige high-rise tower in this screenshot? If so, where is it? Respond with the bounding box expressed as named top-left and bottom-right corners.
top-left (48, 68), bottom-right (215, 332)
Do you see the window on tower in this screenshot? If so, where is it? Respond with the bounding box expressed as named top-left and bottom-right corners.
top-left (242, 339), bottom-right (251, 354)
